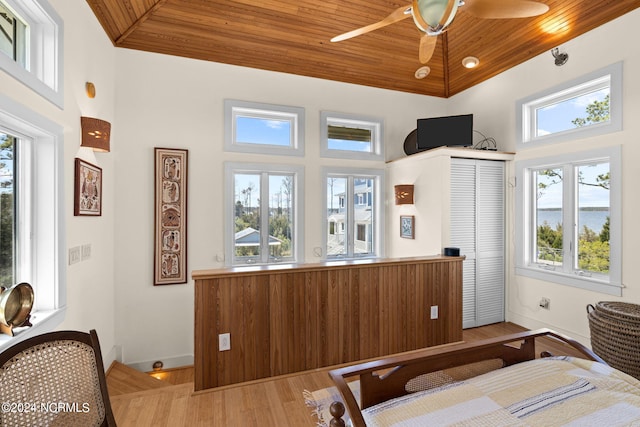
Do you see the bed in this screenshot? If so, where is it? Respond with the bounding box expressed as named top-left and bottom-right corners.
top-left (326, 328), bottom-right (640, 426)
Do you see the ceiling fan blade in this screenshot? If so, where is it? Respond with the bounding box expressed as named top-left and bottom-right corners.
top-left (331, 5), bottom-right (411, 42)
top-left (419, 34), bottom-right (437, 64)
top-left (463, 0), bottom-right (549, 19)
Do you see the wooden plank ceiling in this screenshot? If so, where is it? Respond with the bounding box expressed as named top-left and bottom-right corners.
top-left (86, 0), bottom-right (640, 98)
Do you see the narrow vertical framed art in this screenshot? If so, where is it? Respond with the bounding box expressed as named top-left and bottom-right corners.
top-left (74, 158), bottom-right (102, 216)
top-left (154, 148), bottom-right (188, 285)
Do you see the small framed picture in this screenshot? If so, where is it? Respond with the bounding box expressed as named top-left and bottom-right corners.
top-left (400, 215), bottom-right (415, 239)
top-left (74, 158), bottom-right (102, 216)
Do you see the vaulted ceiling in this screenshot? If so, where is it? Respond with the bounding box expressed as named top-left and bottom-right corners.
top-left (86, 0), bottom-right (640, 98)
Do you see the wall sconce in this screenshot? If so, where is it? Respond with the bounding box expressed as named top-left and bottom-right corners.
top-left (85, 82), bottom-right (96, 98)
top-left (81, 116), bottom-right (111, 152)
top-left (394, 184), bottom-right (414, 205)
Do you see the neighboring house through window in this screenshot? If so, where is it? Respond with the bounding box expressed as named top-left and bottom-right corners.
top-left (324, 168), bottom-right (384, 259)
top-left (225, 162), bottom-right (304, 266)
top-left (320, 111), bottom-right (384, 161)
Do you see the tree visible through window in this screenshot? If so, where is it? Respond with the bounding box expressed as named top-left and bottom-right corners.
top-left (226, 162), bottom-right (303, 266)
top-left (0, 131), bottom-right (15, 286)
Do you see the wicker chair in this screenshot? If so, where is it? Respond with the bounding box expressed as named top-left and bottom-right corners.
top-left (0, 329), bottom-right (117, 426)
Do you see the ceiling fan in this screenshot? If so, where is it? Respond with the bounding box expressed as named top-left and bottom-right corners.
top-left (331, 0), bottom-right (549, 65)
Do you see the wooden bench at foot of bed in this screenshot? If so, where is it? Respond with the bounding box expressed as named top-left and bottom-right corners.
top-left (328, 329), bottom-right (607, 427)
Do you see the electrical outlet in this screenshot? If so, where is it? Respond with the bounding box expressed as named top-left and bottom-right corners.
top-left (69, 246), bottom-right (81, 265)
top-left (81, 244), bottom-right (91, 261)
top-left (219, 333), bottom-right (231, 351)
top-left (540, 297), bottom-right (550, 310)
top-left (430, 305), bottom-right (438, 320)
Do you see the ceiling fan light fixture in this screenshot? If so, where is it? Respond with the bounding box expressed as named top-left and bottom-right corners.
top-left (415, 66), bottom-right (431, 79)
top-left (462, 56), bottom-right (479, 68)
top-left (412, 0), bottom-right (459, 35)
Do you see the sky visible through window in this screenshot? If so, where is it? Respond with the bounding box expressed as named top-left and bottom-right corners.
top-left (327, 138), bottom-right (371, 152)
top-left (536, 88), bottom-right (609, 136)
top-left (536, 162), bottom-right (609, 209)
top-left (235, 116), bottom-right (291, 146)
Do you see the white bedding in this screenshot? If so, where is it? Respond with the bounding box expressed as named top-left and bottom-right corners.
top-left (361, 357), bottom-right (640, 426)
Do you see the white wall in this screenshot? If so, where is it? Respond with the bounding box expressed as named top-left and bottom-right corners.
top-left (112, 50), bottom-right (448, 368)
top-left (449, 9), bottom-right (640, 344)
top-left (0, 0), bottom-right (118, 360)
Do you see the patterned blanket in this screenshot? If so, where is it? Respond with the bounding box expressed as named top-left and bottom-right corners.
top-left (362, 357), bottom-right (640, 426)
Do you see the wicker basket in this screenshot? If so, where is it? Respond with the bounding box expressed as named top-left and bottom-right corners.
top-left (587, 301), bottom-right (640, 379)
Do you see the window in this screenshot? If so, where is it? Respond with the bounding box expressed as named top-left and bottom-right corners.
top-left (323, 168), bottom-right (384, 259)
top-left (224, 100), bottom-right (305, 157)
top-left (517, 62), bottom-right (622, 148)
top-left (0, 130), bottom-right (15, 286)
top-left (0, 2), bottom-right (26, 67)
top-left (224, 162), bottom-right (304, 266)
top-left (0, 0), bottom-right (63, 108)
top-left (320, 111), bottom-right (384, 161)
top-left (515, 146), bottom-right (621, 295)
top-left (0, 93), bottom-right (65, 351)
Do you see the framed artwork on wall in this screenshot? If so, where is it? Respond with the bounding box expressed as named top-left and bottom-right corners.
top-left (154, 148), bottom-right (188, 285)
top-left (74, 158), bottom-right (102, 216)
top-left (400, 215), bottom-right (415, 239)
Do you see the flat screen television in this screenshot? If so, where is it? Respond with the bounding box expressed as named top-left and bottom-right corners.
top-left (417, 114), bottom-right (473, 150)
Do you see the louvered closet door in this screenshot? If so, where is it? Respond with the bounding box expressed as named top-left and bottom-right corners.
top-left (450, 159), bottom-right (477, 329)
top-left (450, 159), bottom-right (505, 328)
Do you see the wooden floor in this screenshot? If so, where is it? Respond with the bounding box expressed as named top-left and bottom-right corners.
top-left (107, 322), bottom-right (587, 426)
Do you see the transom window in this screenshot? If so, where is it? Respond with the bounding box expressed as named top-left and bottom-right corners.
top-left (0, 2), bottom-right (27, 67)
top-left (323, 168), bottom-right (384, 259)
top-left (515, 147), bottom-right (621, 295)
top-left (224, 162), bottom-right (304, 266)
top-left (517, 62), bottom-right (622, 148)
top-left (224, 100), bottom-right (305, 157)
top-left (320, 112), bottom-right (384, 161)
top-left (0, 0), bottom-right (63, 108)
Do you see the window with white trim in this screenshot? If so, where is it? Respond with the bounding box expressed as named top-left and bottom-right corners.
top-left (323, 168), bottom-right (384, 259)
top-left (224, 162), bottom-right (304, 266)
top-left (516, 62), bottom-right (622, 148)
top-left (0, 0), bottom-right (63, 108)
top-left (0, 93), bottom-right (65, 351)
top-left (320, 111), bottom-right (384, 161)
top-left (224, 100), bottom-right (305, 157)
top-left (515, 147), bottom-right (621, 296)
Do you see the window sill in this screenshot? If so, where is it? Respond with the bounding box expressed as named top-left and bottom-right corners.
top-left (515, 266), bottom-right (622, 296)
top-left (0, 307), bottom-right (66, 353)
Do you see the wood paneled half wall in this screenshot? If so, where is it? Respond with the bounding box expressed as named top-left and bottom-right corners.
top-left (193, 256), bottom-right (463, 391)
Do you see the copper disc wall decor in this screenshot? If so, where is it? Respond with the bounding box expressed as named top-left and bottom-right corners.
top-left (154, 148), bottom-right (188, 285)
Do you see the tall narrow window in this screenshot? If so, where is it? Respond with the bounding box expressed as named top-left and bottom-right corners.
top-left (0, 93), bottom-right (65, 351)
top-left (516, 147), bottom-right (620, 295)
top-left (324, 168), bottom-right (383, 259)
top-left (225, 163), bottom-right (303, 266)
top-left (0, 130), bottom-right (15, 287)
